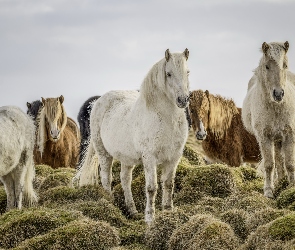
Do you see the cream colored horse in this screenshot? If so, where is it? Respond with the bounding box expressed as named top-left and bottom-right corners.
top-left (242, 41), bottom-right (295, 198)
top-left (75, 49), bottom-right (190, 223)
top-left (0, 106), bottom-right (37, 210)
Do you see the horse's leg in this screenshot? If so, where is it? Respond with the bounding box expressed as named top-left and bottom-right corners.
top-left (260, 139), bottom-right (275, 198)
top-left (274, 140), bottom-right (285, 184)
top-left (94, 137), bottom-right (113, 194)
top-left (143, 157), bottom-right (158, 224)
top-left (161, 160), bottom-right (178, 210)
top-left (283, 135), bottom-right (295, 185)
top-left (120, 164), bottom-right (138, 217)
top-left (1, 173), bottom-right (16, 210)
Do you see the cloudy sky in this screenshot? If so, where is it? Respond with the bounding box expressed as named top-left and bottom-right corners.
top-left (0, 0), bottom-right (294, 121)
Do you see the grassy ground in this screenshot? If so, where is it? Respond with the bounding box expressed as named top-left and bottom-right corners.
top-left (0, 133), bottom-right (295, 249)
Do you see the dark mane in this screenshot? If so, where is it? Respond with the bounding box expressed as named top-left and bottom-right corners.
top-left (77, 95), bottom-right (100, 166)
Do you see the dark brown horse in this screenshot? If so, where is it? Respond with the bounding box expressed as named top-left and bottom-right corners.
top-left (33, 95), bottom-right (80, 169)
top-left (189, 89), bottom-right (261, 167)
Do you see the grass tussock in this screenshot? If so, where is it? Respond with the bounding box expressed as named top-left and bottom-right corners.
top-left (14, 219), bottom-right (120, 250)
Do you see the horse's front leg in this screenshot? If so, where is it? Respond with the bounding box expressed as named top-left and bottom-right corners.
top-left (120, 164), bottom-right (138, 217)
top-left (274, 140), bottom-right (285, 183)
top-left (143, 156), bottom-right (158, 224)
top-left (283, 134), bottom-right (295, 185)
top-left (260, 138), bottom-right (275, 198)
top-left (161, 160), bottom-right (178, 210)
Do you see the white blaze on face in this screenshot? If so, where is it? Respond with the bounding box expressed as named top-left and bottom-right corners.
top-left (199, 120), bottom-right (206, 135)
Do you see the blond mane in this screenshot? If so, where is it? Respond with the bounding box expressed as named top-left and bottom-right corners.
top-left (36, 99), bottom-right (67, 155)
top-left (190, 90), bottom-right (238, 138)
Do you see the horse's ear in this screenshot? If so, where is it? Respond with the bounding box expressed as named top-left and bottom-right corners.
top-left (284, 41), bottom-right (289, 53)
top-left (205, 90), bottom-right (210, 98)
top-left (165, 49), bottom-right (171, 62)
top-left (59, 95), bottom-right (64, 104)
top-left (26, 102), bottom-right (31, 109)
top-left (41, 97), bottom-right (46, 107)
top-left (183, 48), bottom-right (189, 60)
top-left (262, 42), bottom-right (269, 55)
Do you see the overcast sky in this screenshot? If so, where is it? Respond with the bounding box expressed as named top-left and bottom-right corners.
top-left (0, 0), bottom-right (294, 121)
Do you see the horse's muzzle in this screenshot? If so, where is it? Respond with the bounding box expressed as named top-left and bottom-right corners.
top-left (273, 89), bottom-right (284, 102)
top-left (196, 130), bottom-right (207, 140)
top-left (176, 95), bottom-right (189, 108)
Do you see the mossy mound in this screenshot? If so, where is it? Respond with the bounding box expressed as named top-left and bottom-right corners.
top-left (176, 164), bottom-right (236, 200)
top-left (277, 187), bottom-right (295, 209)
top-left (14, 219), bottom-right (120, 250)
top-left (232, 166), bottom-right (264, 193)
top-left (111, 243), bottom-right (150, 250)
top-left (38, 171), bottom-right (74, 192)
top-left (220, 209), bottom-right (249, 241)
top-left (39, 185), bottom-right (111, 207)
top-left (246, 208), bottom-right (290, 234)
top-left (64, 199), bottom-right (127, 227)
top-left (183, 145), bottom-right (204, 166)
top-left (274, 177), bottom-right (289, 198)
top-left (0, 207), bottom-right (81, 249)
top-left (187, 218), bottom-right (239, 250)
top-left (242, 212), bottom-right (295, 250)
top-left (168, 214), bottom-right (239, 250)
top-left (225, 191), bottom-right (275, 213)
top-left (34, 165), bottom-right (54, 188)
top-left (145, 209), bottom-right (189, 250)
top-left (119, 220), bottom-right (146, 246)
top-left (168, 214), bottom-right (215, 250)
top-left (0, 186), bottom-right (6, 214)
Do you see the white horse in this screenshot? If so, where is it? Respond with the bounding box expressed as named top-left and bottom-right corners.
top-left (242, 41), bottom-right (295, 198)
top-left (75, 49), bottom-right (190, 223)
top-left (0, 106), bottom-right (37, 210)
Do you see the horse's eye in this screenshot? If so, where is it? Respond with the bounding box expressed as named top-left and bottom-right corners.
top-left (266, 65), bottom-right (269, 70)
top-left (166, 72), bottom-right (171, 77)
top-left (283, 64), bottom-right (287, 69)
top-left (187, 70), bottom-right (190, 75)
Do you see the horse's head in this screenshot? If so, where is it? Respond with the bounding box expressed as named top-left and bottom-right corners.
top-left (260, 41), bottom-right (289, 103)
top-left (189, 90), bottom-right (210, 140)
top-left (41, 95), bottom-right (67, 142)
top-left (164, 48), bottom-right (190, 108)
top-left (27, 100), bottom-right (42, 120)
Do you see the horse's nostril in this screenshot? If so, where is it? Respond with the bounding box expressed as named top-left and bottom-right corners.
top-left (177, 97), bottom-right (181, 103)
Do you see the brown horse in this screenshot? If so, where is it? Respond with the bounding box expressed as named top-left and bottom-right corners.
top-left (189, 89), bottom-right (261, 167)
top-left (34, 95), bottom-right (80, 169)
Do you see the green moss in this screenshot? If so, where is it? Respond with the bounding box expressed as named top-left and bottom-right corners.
top-left (225, 192), bottom-right (275, 213)
top-left (14, 219), bottom-right (120, 250)
top-left (38, 171), bottom-right (74, 192)
top-left (168, 214), bottom-right (215, 250)
top-left (0, 186), bottom-right (6, 214)
top-left (274, 177), bottom-right (290, 198)
top-left (277, 187), bottom-right (295, 209)
top-left (269, 213), bottom-right (295, 241)
top-left (145, 209), bottom-right (189, 250)
top-left (179, 164), bottom-right (236, 199)
top-left (35, 165), bottom-right (54, 177)
top-left (187, 220), bottom-right (239, 250)
top-left (220, 209), bottom-right (249, 240)
top-left (246, 208), bottom-right (290, 234)
top-left (39, 185), bottom-right (111, 207)
top-left (112, 243), bottom-right (150, 250)
top-left (65, 199), bottom-right (128, 227)
top-left (0, 207), bottom-right (81, 248)
top-left (183, 145), bottom-right (204, 166)
top-left (119, 220), bottom-right (146, 246)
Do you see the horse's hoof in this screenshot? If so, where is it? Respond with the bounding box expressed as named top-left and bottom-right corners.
top-left (264, 188), bottom-right (274, 199)
top-left (129, 212), bottom-right (143, 221)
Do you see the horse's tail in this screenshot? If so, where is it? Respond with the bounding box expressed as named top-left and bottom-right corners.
top-left (73, 139), bottom-right (99, 187)
top-left (23, 155), bottom-right (38, 206)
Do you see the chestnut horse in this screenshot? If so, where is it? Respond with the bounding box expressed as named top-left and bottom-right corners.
top-left (32, 96), bottom-right (80, 169)
top-left (189, 89), bottom-right (261, 167)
